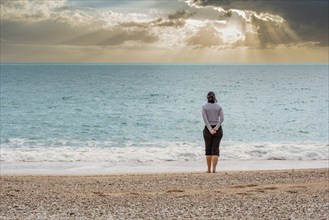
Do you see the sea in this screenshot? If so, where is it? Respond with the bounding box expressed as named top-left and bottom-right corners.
top-left (1, 64), bottom-right (328, 173)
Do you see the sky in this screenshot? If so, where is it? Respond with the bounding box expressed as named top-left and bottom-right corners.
top-left (0, 0), bottom-right (328, 63)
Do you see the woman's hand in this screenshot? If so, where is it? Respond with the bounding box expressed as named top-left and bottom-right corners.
top-left (210, 129), bottom-right (217, 135)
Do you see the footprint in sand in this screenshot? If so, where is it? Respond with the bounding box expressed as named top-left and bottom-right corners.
top-left (93, 191), bottom-right (106, 197)
top-left (263, 187), bottom-right (278, 190)
top-left (166, 189), bottom-right (185, 193)
top-left (247, 186), bottom-right (278, 193)
top-left (231, 184), bottom-right (258, 188)
top-left (236, 192), bottom-right (251, 196)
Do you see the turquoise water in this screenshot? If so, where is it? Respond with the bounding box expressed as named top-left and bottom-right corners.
top-left (1, 64), bottom-right (328, 163)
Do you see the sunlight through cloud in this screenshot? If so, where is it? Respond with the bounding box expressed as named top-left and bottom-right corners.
top-left (0, 0), bottom-right (327, 62)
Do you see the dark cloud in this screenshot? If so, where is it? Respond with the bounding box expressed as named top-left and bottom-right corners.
top-left (149, 10), bottom-right (195, 27)
top-left (151, 17), bottom-right (185, 27)
top-left (251, 15), bottom-right (297, 48)
top-left (113, 10), bottom-right (196, 29)
top-left (192, 0), bottom-right (329, 46)
top-left (167, 10), bottom-right (195, 20)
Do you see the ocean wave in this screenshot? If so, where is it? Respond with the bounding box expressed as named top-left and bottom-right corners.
top-left (1, 139), bottom-right (328, 163)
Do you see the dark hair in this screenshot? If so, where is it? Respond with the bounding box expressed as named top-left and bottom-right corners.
top-left (207, 91), bottom-right (217, 103)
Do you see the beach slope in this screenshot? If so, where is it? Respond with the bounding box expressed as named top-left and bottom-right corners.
top-left (1, 169), bottom-right (328, 219)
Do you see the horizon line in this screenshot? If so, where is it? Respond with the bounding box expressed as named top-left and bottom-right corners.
top-left (1, 62), bottom-right (328, 65)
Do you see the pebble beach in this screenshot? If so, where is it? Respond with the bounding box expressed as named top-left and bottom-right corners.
top-left (1, 168), bottom-right (328, 219)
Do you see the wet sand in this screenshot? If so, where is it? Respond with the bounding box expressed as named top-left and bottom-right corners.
top-left (1, 168), bottom-right (328, 219)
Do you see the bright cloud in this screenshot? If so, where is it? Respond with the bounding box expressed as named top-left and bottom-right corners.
top-left (0, 0), bottom-right (327, 63)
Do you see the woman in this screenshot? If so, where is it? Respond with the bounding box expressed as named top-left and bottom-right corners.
top-left (202, 91), bottom-right (224, 173)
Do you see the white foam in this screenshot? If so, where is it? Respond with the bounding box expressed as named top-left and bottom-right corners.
top-left (1, 141), bottom-right (202, 164)
top-left (223, 142), bottom-right (329, 160)
top-left (1, 139), bottom-right (328, 165)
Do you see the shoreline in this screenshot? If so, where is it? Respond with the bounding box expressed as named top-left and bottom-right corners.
top-left (1, 168), bottom-right (328, 219)
top-left (1, 159), bottom-right (328, 175)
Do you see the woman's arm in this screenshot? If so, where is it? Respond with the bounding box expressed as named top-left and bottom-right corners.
top-left (202, 106), bottom-right (212, 132)
top-left (214, 107), bottom-right (224, 131)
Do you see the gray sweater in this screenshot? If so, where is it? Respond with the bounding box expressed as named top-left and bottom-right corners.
top-left (202, 103), bottom-right (224, 132)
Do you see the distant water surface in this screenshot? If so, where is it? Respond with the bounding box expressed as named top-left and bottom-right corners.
top-left (1, 64), bottom-right (328, 163)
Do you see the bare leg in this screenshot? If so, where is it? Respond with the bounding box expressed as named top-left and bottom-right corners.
top-left (212, 156), bottom-right (219, 173)
top-left (206, 156), bottom-right (212, 173)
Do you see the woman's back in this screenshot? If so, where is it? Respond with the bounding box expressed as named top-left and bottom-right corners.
top-left (202, 103), bottom-right (222, 125)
